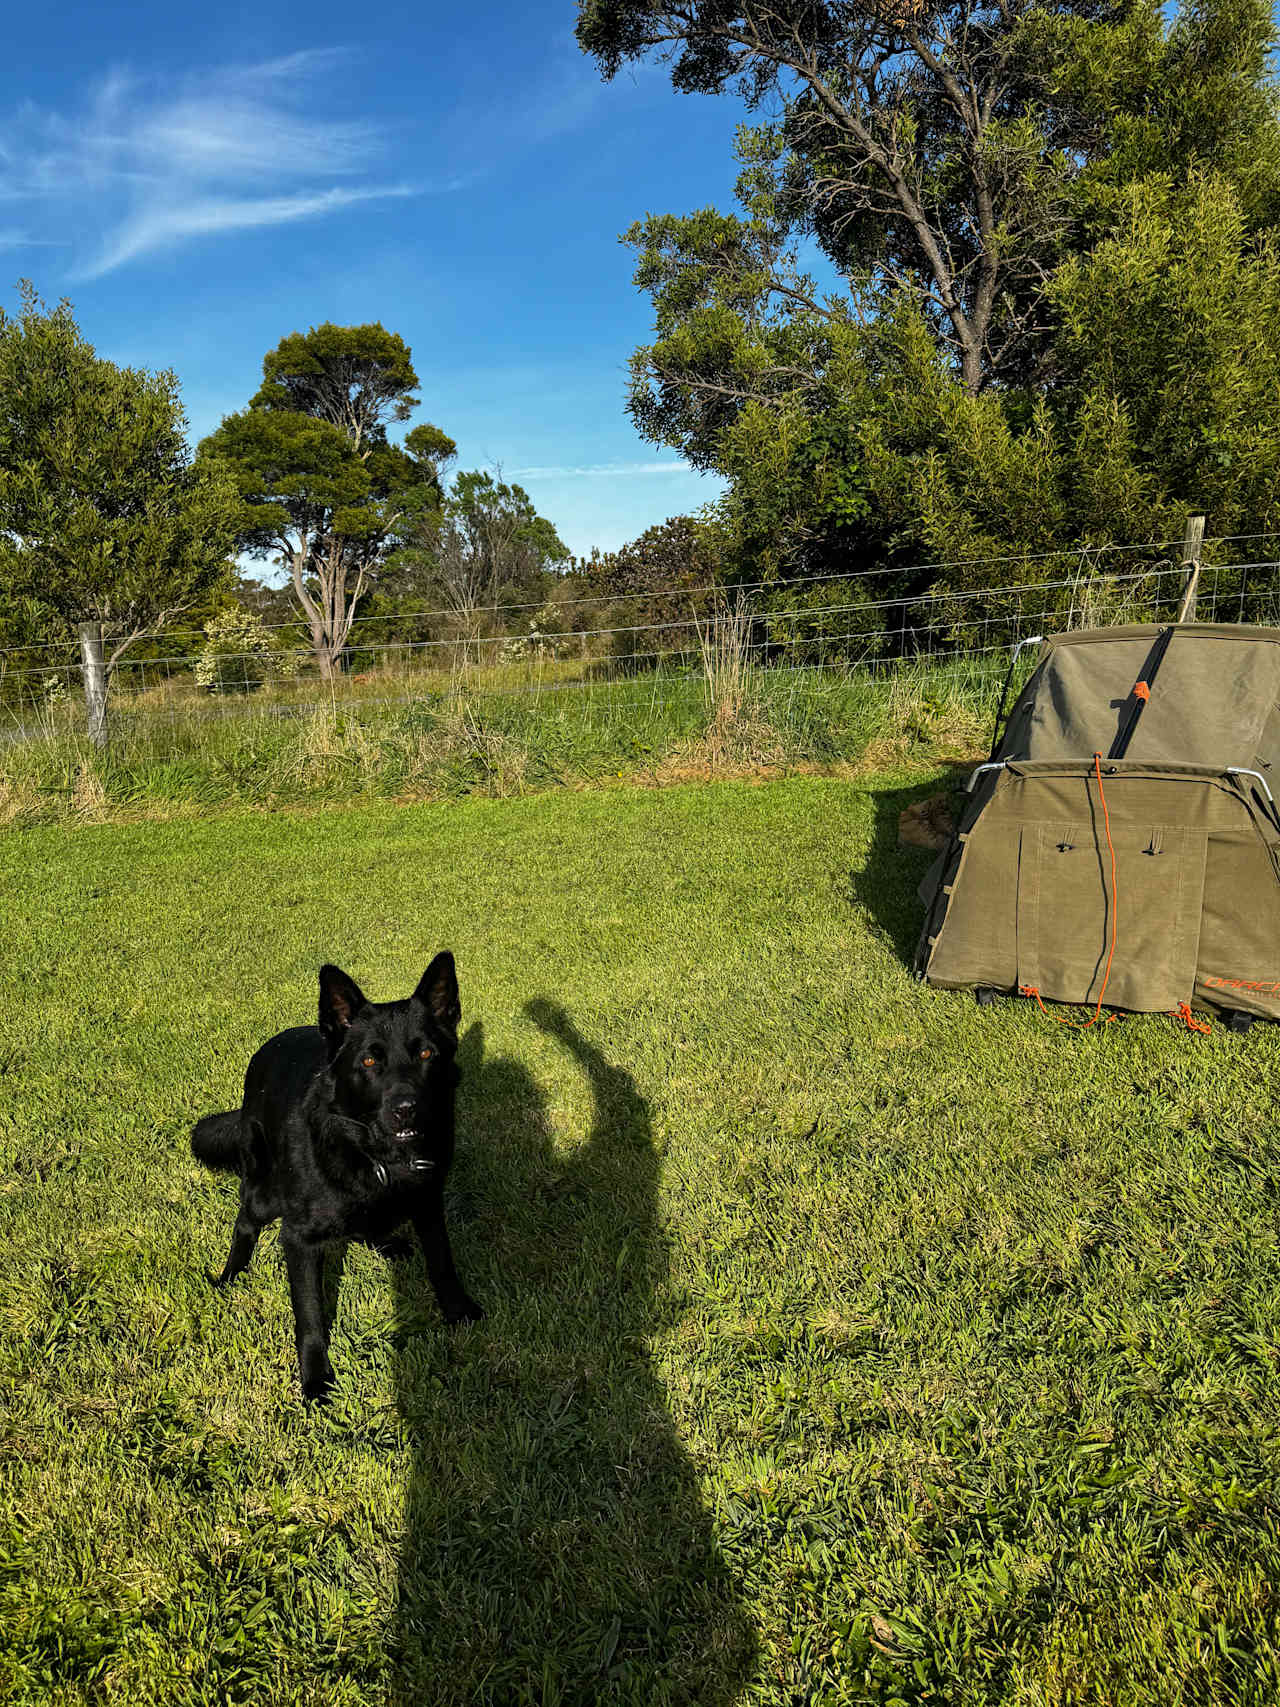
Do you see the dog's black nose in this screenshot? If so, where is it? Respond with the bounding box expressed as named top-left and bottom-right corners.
top-left (392, 1100), bottom-right (416, 1124)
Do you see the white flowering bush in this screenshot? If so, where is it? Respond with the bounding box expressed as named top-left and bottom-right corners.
top-left (498, 602), bottom-right (569, 663)
top-left (194, 609), bottom-right (299, 694)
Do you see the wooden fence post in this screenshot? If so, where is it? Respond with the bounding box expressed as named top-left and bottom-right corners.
top-left (78, 621), bottom-right (109, 747)
top-left (1175, 514), bottom-right (1206, 623)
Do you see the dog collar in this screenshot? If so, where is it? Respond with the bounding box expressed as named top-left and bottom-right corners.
top-left (358, 1148), bottom-right (435, 1187)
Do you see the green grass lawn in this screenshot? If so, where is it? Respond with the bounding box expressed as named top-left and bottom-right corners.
top-left (3, 772), bottom-right (1280, 1705)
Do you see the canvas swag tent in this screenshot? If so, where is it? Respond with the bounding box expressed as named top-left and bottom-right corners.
top-left (915, 623), bottom-right (1280, 1024)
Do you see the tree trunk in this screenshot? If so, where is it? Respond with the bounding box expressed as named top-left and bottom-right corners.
top-left (78, 621), bottom-right (109, 748)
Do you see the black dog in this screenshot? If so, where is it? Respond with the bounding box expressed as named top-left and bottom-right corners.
top-left (191, 952), bottom-right (481, 1401)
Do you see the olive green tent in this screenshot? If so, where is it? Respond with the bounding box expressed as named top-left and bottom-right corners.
top-left (915, 623), bottom-right (1280, 1024)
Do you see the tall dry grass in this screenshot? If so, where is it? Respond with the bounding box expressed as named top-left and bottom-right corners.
top-left (0, 650), bottom-right (1010, 824)
top-left (693, 597), bottom-right (787, 766)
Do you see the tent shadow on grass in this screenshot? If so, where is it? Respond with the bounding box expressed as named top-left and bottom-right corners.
top-left (848, 765), bottom-right (974, 968)
top-left (388, 1004), bottom-right (754, 1705)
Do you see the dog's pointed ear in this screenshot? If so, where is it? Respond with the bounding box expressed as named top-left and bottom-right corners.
top-left (415, 951), bottom-right (460, 1034)
top-left (318, 964), bottom-right (367, 1053)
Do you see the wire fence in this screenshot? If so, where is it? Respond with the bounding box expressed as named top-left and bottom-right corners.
top-left (3, 538), bottom-right (1278, 751)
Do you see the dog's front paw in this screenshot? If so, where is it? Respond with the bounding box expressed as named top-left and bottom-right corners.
top-left (444, 1295), bottom-right (484, 1326)
top-left (300, 1352), bottom-right (336, 1404)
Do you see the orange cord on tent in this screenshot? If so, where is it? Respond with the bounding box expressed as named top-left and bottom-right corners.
top-left (1019, 751), bottom-right (1121, 1030)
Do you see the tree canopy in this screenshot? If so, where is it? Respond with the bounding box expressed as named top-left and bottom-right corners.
top-left (578, 0), bottom-right (1280, 573)
top-left (0, 282), bottom-right (237, 737)
top-left (201, 323), bottom-right (455, 676)
top-left (250, 321), bottom-right (421, 454)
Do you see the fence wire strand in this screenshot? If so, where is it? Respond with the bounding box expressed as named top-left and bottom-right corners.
top-left (2, 546), bottom-right (1277, 748)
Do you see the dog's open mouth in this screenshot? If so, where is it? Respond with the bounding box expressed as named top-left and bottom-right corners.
top-left (390, 1123), bottom-right (420, 1142)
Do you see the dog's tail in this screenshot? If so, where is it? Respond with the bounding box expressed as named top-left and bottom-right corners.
top-left (191, 1110), bottom-right (243, 1174)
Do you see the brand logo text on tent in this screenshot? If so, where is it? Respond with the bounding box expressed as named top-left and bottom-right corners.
top-left (1203, 975), bottom-right (1280, 993)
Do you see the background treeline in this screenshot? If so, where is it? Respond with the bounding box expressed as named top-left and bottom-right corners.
top-left (6, 0), bottom-right (1280, 729)
top-left (577, 0), bottom-right (1280, 635)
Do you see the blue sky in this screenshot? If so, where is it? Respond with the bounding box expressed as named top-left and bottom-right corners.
top-left (0, 1), bottom-right (752, 555)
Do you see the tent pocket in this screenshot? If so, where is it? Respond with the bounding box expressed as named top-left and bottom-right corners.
top-left (1016, 821), bottom-right (1207, 1011)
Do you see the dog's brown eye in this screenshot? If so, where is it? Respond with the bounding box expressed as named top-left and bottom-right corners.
top-left (362, 1055), bottom-right (377, 1068)
top-left (419, 1048), bottom-right (433, 1060)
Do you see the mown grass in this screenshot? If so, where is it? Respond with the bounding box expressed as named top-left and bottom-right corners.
top-left (3, 773), bottom-right (1280, 1704)
top-left (0, 658), bottom-right (1000, 825)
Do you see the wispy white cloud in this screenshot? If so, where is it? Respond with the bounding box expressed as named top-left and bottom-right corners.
top-left (0, 42), bottom-right (653, 281)
top-left (84, 185), bottom-right (418, 279)
top-left (0, 50), bottom-right (425, 278)
top-left (508, 460), bottom-right (696, 479)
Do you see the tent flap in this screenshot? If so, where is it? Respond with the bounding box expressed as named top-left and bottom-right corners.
top-left (1002, 623), bottom-right (1280, 771)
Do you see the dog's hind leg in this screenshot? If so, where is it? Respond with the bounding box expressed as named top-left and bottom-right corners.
top-left (207, 1208), bottom-right (262, 1289)
top-left (281, 1232), bottom-right (335, 1402)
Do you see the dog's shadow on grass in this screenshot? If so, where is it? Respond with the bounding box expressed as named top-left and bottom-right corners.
top-left (388, 1001), bottom-right (753, 1705)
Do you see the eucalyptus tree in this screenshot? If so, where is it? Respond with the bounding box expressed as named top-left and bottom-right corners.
top-left (385, 470), bottom-right (571, 657)
top-left (203, 324), bottom-right (455, 676)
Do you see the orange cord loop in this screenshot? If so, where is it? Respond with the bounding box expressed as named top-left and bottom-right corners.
top-left (1172, 1001), bottom-right (1211, 1035)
